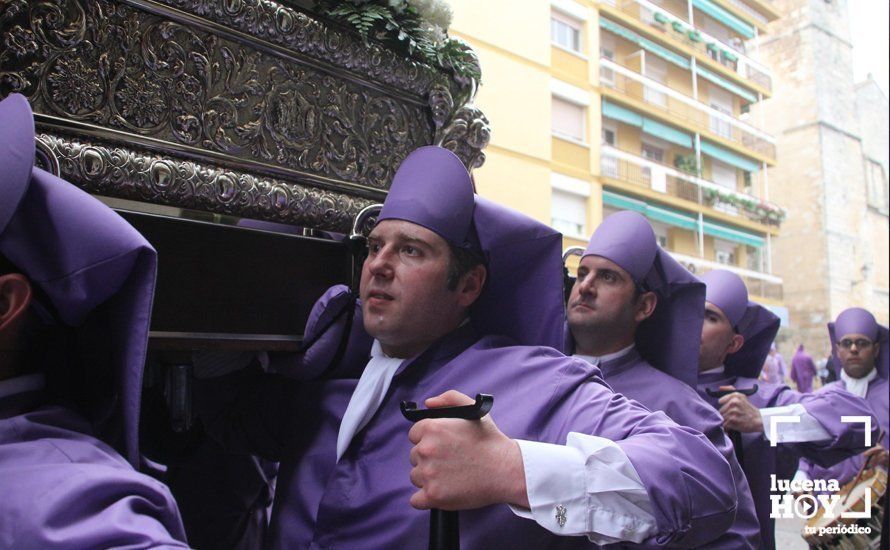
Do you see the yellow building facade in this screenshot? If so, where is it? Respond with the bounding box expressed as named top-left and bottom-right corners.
top-left (451, 0), bottom-right (786, 314)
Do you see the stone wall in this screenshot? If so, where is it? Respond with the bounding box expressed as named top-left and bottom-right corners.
top-left (754, 0), bottom-right (889, 360)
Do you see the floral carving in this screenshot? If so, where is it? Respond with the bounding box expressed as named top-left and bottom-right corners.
top-left (115, 73), bottom-right (167, 128)
top-left (45, 55), bottom-right (103, 115)
top-left (1, 0), bottom-right (434, 188)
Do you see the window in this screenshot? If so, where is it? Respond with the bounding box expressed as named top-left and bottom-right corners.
top-left (552, 97), bottom-right (586, 142)
top-left (643, 56), bottom-right (668, 108)
top-left (710, 159), bottom-right (737, 190)
top-left (641, 142), bottom-right (665, 163)
top-left (551, 188), bottom-right (588, 237)
top-left (641, 141), bottom-right (666, 191)
top-left (708, 86), bottom-right (733, 138)
top-left (746, 245), bottom-right (762, 272)
top-left (551, 13), bottom-right (582, 53)
top-left (600, 34), bottom-right (616, 85)
top-left (866, 159), bottom-right (889, 213)
top-left (715, 240), bottom-right (737, 265)
top-left (601, 121), bottom-right (617, 146)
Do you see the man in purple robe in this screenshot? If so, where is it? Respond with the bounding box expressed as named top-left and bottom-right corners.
top-left (696, 269), bottom-right (878, 550)
top-left (208, 146), bottom-right (739, 548)
top-left (759, 344), bottom-right (787, 385)
top-left (562, 211), bottom-right (761, 548)
top-left (0, 94), bottom-right (187, 548)
top-left (790, 344), bottom-right (818, 393)
top-left (796, 307), bottom-right (889, 487)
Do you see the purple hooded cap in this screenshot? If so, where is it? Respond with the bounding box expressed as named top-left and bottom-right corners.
top-left (378, 146), bottom-right (476, 250)
top-left (378, 146), bottom-right (564, 349)
top-left (701, 269), bottom-right (780, 378)
top-left (828, 308), bottom-right (889, 380)
top-left (0, 94), bottom-right (157, 467)
top-left (577, 210), bottom-right (706, 387)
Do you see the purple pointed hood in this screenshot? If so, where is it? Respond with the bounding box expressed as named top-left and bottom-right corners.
top-left (572, 210), bottom-right (706, 387)
top-left (378, 146), bottom-right (564, 349)
top-left (828, 308), bottom-right (889, 380)
top-left (701, 269), bottom-right (780, 378)
top-left (0, 94), bottom-right (157, 467)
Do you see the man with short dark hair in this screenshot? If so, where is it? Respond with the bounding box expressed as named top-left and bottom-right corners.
top-left (696, 270), bottom-right (879, 549)
top-left (0, 94), bottom-right (187, 548)
top-left (796, 307), bottom-right (889, 486)
top-left (210, 146), bottom-right (739, 548)
top-left (563, 211), bottom-right (762, 548)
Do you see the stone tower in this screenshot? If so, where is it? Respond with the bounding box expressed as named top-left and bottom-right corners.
top-left (754, 0), bottom-right (889, 359)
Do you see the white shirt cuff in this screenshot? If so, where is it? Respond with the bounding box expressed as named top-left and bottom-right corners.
top-left (508, 433), bottom-right (657, 544)
top-left (792, 469), bottom-right (810, 485)
top-left (760, 404), bottom-right (832, 443)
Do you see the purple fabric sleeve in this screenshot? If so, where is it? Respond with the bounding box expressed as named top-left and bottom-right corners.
top-left (541, 359), bottom-right (737, 547)
top-left (770, 384), bottom-right (878, 466)
top-left (0, 406), bottom-right (187, 549)
top-left (267, 284), bottom-right (372, 380)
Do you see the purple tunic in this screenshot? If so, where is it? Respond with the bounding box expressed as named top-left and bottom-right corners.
top-left (598, 350), bottom-right (761, 548)
top-left (798, 376), bottom-right (889, 487)
top-left (0, 388), bottom-right (187, 549)
top-left (760, 353), bottom-right (786, 385)
top-left (215, 324), bottom-right (738, 549)
top-left (697, 372), bottom-right (877, 549)
top-left (790, 346), bottom-right (817, 393)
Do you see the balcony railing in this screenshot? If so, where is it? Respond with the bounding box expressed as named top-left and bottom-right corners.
top-left (600, 145), bottom-right (785, 226)
top-left (672, 252), bottom-right (783, 300)
top-left (600, 59), bottom-right (776, 159)
top-left (611, 0), bottom-right (772, 92)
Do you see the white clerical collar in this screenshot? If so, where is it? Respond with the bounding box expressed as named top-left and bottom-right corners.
top-left (574, 343), bottom-right (635, 366)
top-left (700, 365), bottom-right (726, 376)
top-left (0, 373), bottom-right (45, 400)
top-left (336, 340), bottom-right (404, 461)
top-left (840, 367), bottom-right (878, 398)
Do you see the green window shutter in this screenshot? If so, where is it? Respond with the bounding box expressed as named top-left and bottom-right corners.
top-left (692, 0), bottom-right (755, 39)
top-left (602, 100), bottom-right (644, 126)
top-left (695, 65), bottom-right (758, 103)
top-left (599, 18), bottom-right (691, 70)
top-left (700, 140), bottom-right (760, 172)
top-left (642, 118), bottom-right (694, 148)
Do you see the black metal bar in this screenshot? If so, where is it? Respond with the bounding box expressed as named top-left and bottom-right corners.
top-left (400, 394), bottom-right (494, 550)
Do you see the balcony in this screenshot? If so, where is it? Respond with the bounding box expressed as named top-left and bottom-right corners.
top-left (600, 58), bottom-right (776, 160)
top-left (599, 145), bottom-right (785, 226)
top-left (671, 252), bottom-right (784, 300)
top-left (604, 0), bottom-right (772, 93)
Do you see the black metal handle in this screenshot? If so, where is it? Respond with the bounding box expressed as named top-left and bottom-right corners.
top-left (705, 384), bottom-right (758, 399)
top-left (400, 394), bottom-right (493, 422)
top-left (705, 385), bottom-right (757, 467)
top-left (400, 393), bottom-right (495, 550)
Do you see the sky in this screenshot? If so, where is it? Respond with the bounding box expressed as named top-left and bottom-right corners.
top-left (848, 0), bottom-right (889, 97)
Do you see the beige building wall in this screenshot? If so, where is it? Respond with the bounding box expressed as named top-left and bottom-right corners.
top-left (755, 0), bottom-right (889, 358)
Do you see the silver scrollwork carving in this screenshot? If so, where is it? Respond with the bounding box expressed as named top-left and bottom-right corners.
top-left (36, 132), bottom-right (376, 232)
top-left (1, 0), bottom-right (434, 189)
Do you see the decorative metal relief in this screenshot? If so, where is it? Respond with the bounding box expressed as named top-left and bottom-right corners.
top-left (145, 0), bottom-right (447, 98)
top-left (1, 0), bottom-right (433, 189)
top-left (36, 132), bottom-right (376, 232)
top-left (429, 84), bottom-right (490, 171)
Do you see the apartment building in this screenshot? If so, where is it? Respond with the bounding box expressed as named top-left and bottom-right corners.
top-left (450, 0), bottom-right (786, 317)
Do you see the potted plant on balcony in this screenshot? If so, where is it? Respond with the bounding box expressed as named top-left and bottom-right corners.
top-left (653, 11), bottom-right (669, 28)
top-left (673, 154), bottom-right (699, 176)
top-left (688, 30), bottom-right (702, 43)
top-left (671, 20), bottom-right (686, 33)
